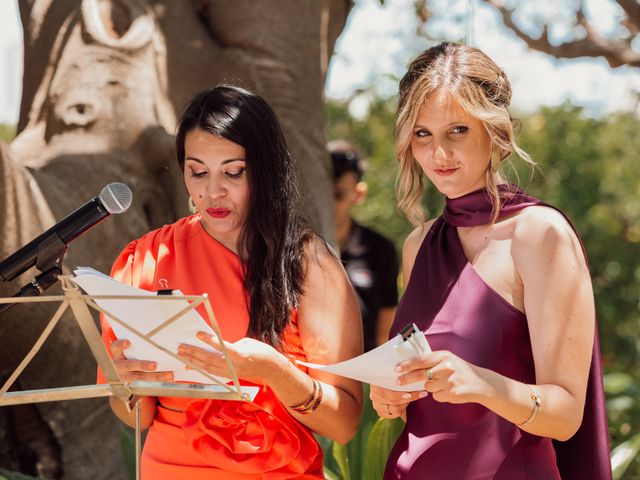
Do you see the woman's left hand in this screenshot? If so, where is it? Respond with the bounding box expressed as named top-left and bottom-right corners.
top-left (395, 350), bottom-right (490, 405)
top-left (177, 332), bottom-right (282, 385)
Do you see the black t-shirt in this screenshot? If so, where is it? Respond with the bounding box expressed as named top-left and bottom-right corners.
top-left (341, 221), bottom-right (399, 351)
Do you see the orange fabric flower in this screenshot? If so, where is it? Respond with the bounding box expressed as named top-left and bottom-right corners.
top-left (182, 384), bottom-right (323, 479)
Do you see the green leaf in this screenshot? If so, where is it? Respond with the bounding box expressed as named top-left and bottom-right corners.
top-left (612, 432), bottom-right (640, 479)
top-left (323, 466), bottom-right (340, 480)
top-left (604, 372), bottom-right (634, 395)
top-left (345, 429), bottom-right (363, 479)
top-left (363, 418), bottom-right (405, 480)
top-left (332, 441), bottom-right (351, 480)
top-left (344, 385), bottom-right (379, 478)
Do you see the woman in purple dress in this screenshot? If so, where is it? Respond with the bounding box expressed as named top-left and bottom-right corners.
top-left (370, 43), bottom-right (611, 479)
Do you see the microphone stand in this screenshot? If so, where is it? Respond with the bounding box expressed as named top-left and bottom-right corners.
top-left (0, 234), bottom-right (67, 316)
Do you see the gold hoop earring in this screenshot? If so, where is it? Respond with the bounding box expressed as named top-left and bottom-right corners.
top-left (188, 196), bottom-right (198, 214)
top-left (490, 151), bottom-right (501, 172)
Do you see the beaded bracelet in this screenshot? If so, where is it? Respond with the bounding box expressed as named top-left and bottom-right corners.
top-left (289, 378), bottom-right (323, 415)
top-left (517, 384), bottom-right (542, 427)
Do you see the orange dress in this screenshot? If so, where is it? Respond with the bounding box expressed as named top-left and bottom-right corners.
top-left (97, 215), bottom-right (324, 479)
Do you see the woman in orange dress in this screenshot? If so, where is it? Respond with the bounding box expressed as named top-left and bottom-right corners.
top-left (98, 85), bottom-right (363, 479)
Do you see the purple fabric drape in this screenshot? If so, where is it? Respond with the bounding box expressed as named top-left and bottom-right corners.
top-left (386, 184), bottom-right (611, 480)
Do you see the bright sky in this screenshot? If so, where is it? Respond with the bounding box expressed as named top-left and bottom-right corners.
top-left (0, 1), bottom-right (22, 124)
top-left (1, 0), bottom-right (639, 124)
top-left (327, 0), bottom-right (640, 117)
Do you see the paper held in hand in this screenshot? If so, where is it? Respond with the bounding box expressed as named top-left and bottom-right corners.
top-left (298, 324), bottom-right (431, 392)
top-left (71, 267), bottom-right (258, 399)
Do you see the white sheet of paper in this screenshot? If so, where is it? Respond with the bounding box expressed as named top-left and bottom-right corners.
top-left (298, 332), bottom-right (431, 392)
top-left (72, 267), bottom-right (258, 399)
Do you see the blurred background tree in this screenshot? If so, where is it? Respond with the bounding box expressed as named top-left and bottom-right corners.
top-left (323, 0), bottom-right (639, 476)
top-left (0, 125), bottom-right (15, 143)
top-left (325, 95), bottom-right (640, 478)
top-left (479, 0), bottom-right (640, 68)
top-left (516, 106), bottom-right (640, 477)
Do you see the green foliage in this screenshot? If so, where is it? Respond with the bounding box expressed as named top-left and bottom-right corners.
top-left (363, 416), bottom-right (405, 478)
top-left (514, 104), bottom-right (640, 475)
top-left (325, 97), bottom-right (640, 476)
top-left (322, 385), bottom-right (404, 480)
top-left (120, 426), bottom-right (137, 480)
top-left (0, 124), bottom-right (16, 143)
top-left (331, 440), bottom-right (351, 480)
top-left (612, 432), bottom-right (640, 479)
top-left (326, 97), bottom-right (409, 254)
top-left (326, 97), bottom-right (443, 255)
top-left (0, 468), bottom-right (41, 479)
top-left (323, 466), bottom-right (341, 480)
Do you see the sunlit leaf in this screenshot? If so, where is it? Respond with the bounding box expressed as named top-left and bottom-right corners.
top-left (323, 466), bottom-right (340, 480)
top-left (363, 418), bottom-right (404, 479)
top-left (332, 441), bottom-right (351, 480)
top-left (604, 372), bottom-right (635, 395)
top-left (612, 433), bottom-right (640, 479)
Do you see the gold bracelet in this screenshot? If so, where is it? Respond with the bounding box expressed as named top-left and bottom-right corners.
top-left (517, 384), bottom-right (542, 427)
top-left (289, 378), bottom-right (322, 415)
top-left (308, 379), bottom-right (323, 413)
top-left (288, 378), bottom-right (317, 412)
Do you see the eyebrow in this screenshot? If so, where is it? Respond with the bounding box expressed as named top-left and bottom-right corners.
top-left (185, 157), bottom-right (246, 165)
top-left (413, 121), bottom-right (468, 129)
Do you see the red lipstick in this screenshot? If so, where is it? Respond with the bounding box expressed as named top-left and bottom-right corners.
top-left (207, 208), bottom-right (230, 218)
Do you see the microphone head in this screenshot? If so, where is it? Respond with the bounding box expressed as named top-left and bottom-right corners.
top-left (99, 182), bottom-right (133, 214)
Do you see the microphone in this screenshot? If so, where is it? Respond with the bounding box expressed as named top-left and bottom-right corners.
top-left (0, 182), bottom-right (133, 282)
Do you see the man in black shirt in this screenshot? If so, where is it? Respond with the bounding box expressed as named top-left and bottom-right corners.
top-left (329, 140), bottom-right (399, 352)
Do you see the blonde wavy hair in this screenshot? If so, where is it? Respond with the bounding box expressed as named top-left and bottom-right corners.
top-left (396, 42), bottom-right (534, 225)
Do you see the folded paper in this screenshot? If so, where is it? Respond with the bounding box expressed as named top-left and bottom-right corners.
top-left (72, 267), bottom-right (258, 399)
top-left (298, 325), bottom-right (431, 392)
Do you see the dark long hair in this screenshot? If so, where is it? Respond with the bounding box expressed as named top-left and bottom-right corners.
top-left (176, 85), bottom-right (312, 349)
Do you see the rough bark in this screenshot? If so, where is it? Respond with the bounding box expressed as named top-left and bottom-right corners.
top-left (1, 0), bottom-right (353, 478)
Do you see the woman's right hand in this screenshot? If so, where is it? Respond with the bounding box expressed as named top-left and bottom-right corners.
top-left (109, 339), bottom-right (174, 382)
top-left (370, 385), bottom-right (427, 419)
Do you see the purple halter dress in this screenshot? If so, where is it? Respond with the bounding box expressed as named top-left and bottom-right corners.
top-left (385, 185), bottom-right (611, 480)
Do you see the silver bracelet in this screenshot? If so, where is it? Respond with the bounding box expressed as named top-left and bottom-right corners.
top-left (517, 384), bottom-right (542, 427)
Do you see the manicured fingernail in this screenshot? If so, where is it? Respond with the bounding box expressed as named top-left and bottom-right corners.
top-left (395, 378), bottom-right (402, 385)
top-left (402, 393), bottom-right (412, 399)
top-left (418, 391), bottom-right (428, 398)
top-left (395, 365), bottom-right (403, 372)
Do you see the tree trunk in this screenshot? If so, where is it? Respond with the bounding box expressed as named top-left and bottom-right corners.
top-left (1, 1), bottom-right (352, 478)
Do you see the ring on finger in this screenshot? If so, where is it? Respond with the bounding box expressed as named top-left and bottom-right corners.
top-left (386, 403), bottom-right (392, 416)
top-left (427, 369), bottom-right (434, 381)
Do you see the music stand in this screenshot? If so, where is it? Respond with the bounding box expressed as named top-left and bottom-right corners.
top-left (0, 275), bottom-right (252, 480)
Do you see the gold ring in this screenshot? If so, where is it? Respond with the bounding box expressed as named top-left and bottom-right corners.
top-left (386, 404), bottom-right (392, 416)
top-left (427, 369), bottom-right (433, 381)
